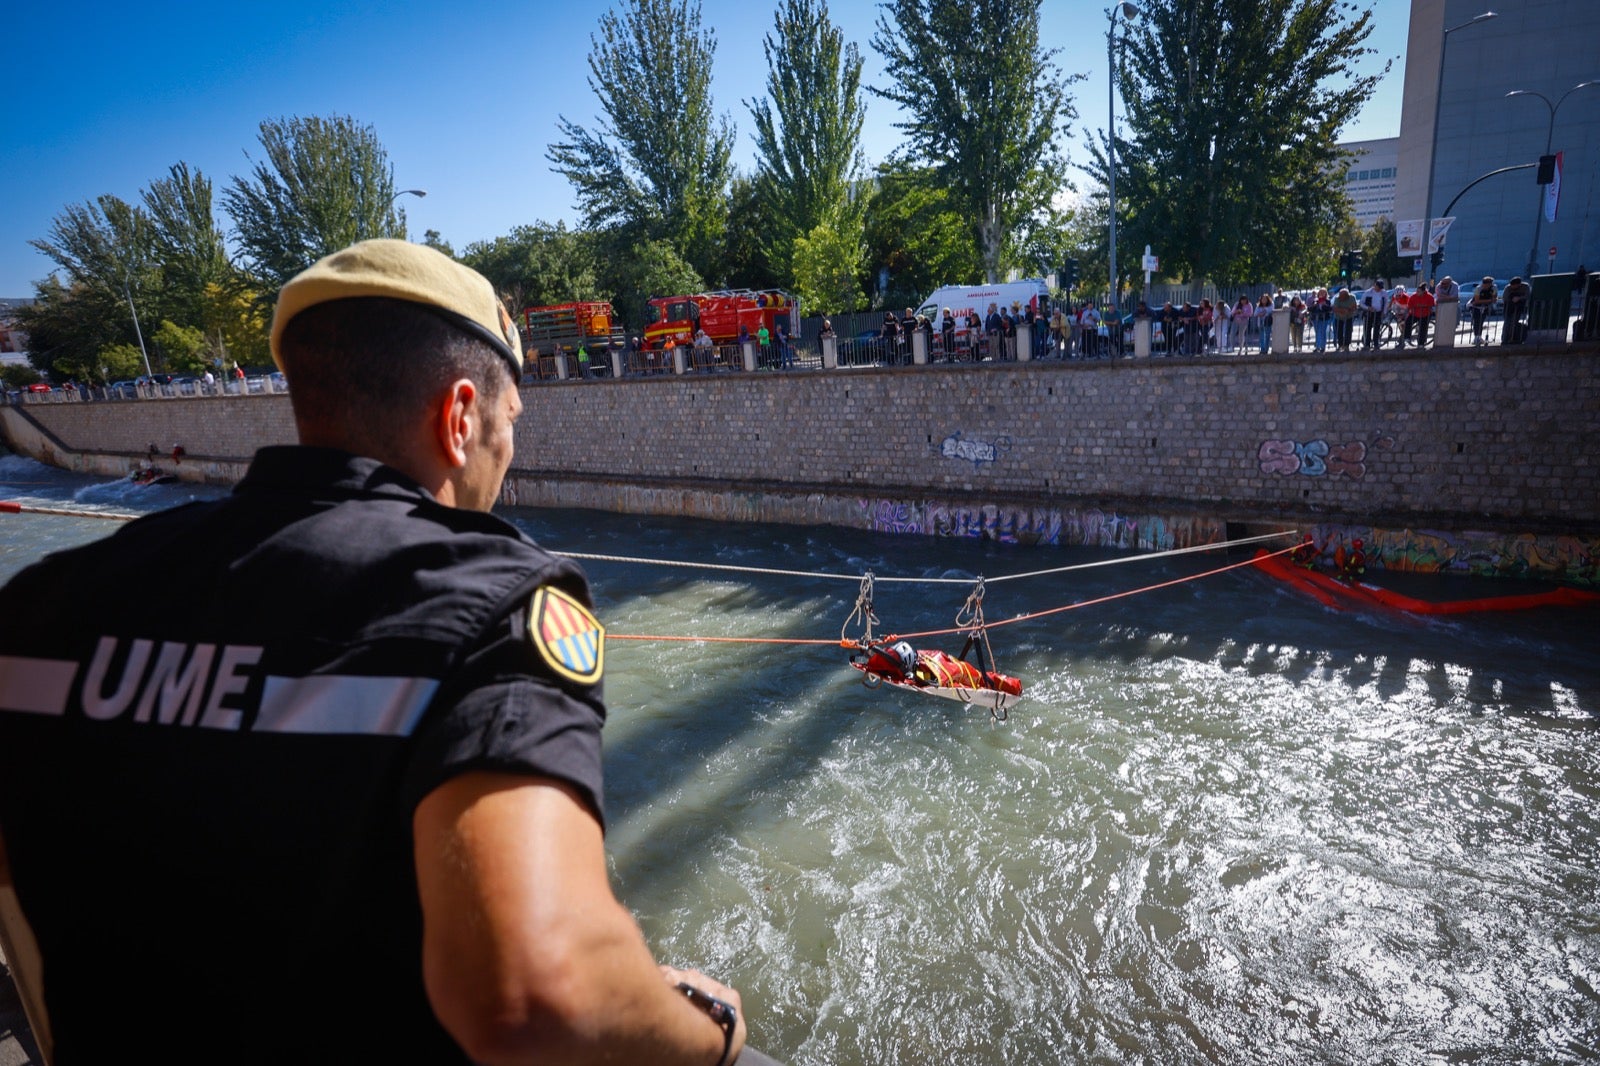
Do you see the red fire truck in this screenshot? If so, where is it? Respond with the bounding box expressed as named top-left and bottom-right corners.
top-left (644, 289), bottom-right (799, 349)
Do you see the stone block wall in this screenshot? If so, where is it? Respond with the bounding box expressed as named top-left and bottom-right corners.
top-left (6, 348), bottom-right (1597, 581)
top-left (504, 349), bottom-right (1597, 530)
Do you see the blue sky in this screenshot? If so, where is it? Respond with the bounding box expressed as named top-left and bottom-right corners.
top-left (3, 1), bottom-right (1407, 298)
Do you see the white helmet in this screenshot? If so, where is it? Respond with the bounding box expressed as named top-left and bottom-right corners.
top-left (892, 641), bottom-right (917, 678)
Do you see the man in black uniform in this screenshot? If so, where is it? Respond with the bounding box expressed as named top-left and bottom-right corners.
top-left (0, 240), bottom-right (750, 1065)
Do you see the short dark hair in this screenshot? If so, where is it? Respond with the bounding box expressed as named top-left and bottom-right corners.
top-left (278, 297), bottom-right (511, 450)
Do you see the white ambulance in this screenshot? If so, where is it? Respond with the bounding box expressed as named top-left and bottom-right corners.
top-left (915, 279), bottom-right (1050, 344)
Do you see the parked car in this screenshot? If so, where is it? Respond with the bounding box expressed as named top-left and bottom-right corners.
top-left (24, 382), bottom-right (52, 393)
top-left (108, 380), bottom-right (141, 399)
top-left (836, 330), bottom-right (890, 365)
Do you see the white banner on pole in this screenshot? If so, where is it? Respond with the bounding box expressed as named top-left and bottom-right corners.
top-left (1427, 217), bottom-right (1455, 255)
top-left (1544, 151), bottom-right (1563, 223)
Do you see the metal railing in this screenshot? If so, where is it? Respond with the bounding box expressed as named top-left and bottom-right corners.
top-left (10, 375), bottom-right (288, 404)
top-left (12, 295), bottom-right (1593, 405)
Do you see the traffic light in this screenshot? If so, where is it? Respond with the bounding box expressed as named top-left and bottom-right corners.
top-left (1430, 249), bottom-right (1445, 271)
top-left (1349, 249), bottom-right (1366, 278)
top-left (1536, 154), bottom-right (1557, 185)
top-left (1338, 251), bottom-right (1351, 278)
top-left (1062, 258), bottom-right (1080, 291)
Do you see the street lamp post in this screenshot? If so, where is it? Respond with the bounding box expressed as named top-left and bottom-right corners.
top-left (122, 274), bottom-right (153, 379)
top-left (1506, 81), bottom-right (1598, 278)
top-left (1423, 10), bottom-right (1496, 285)
top-left (1107, 2), bottom-right (1139, 317)
top-left (390, 188), bottom-right (427, 206)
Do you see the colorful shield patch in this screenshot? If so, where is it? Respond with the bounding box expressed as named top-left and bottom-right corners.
top-left (529, 586), bottom-right (605, 684)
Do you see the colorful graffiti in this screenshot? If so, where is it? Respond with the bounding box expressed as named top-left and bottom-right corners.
top-left (934, 431), bottom-right (1012, 468)
top-left (1293, 524), bottom-right (1598, 586)
top-left (1258, 438), bottom-right (1371, 479)
top-left (1258, 433), bottom-right (1397, 480)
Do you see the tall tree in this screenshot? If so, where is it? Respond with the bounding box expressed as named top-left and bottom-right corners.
top-left (142, 163), bottom-right (232, 315)
top-left (861, 161), bottom-right (983, 311)
top-left (547, 0), bottom-right (735, 279)
top-left (1094, 0), bottom-right (1384, 286)
top-left (29, 194), bottom-right (153, 296)
top-left (27, 195), bottom-right (158, 379)
top-left (746, 0), bottom-right (868, 285)
top-left (224, 115), bottom-right (405, 288)
top-left (13, 276), bottom-right (130, 382)
top-left (871, 0), bottom-right (1077, 283)
top-left (717, 172), bottom-right (782, 291)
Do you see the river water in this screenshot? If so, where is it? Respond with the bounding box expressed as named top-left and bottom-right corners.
top-left (3, 452), bottom-right (1598, 1064)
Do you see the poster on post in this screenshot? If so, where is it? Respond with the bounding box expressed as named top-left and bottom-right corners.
top-left (1397, 220), bottom-right (1424, 257)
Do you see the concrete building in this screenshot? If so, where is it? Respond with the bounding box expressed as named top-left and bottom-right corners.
top-left (1392, 0), bottom-right (1600, 281)
top-left (1341, 138), bottom-right (1399, 229)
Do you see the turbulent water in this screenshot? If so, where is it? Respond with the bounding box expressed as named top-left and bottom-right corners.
top-left (4, 453), bottom-right (1598, 1064)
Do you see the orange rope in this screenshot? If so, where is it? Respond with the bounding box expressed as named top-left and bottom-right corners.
top-left (607, 633), bottom-right (842, 645)
top-left (886, 544), bottom-right (1298, 641)
top-left (608, 545), bottom-right (1298, 647)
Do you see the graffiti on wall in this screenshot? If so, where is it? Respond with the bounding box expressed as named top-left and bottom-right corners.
top-left (856, 498), bottom-right (1225, 552)
top-left (934, 431), bottom-right (1012, 468)
top-left (1258, 434), bottom-right (1395, 480)
top-left (1293, 523), bottom-right (1598, 586)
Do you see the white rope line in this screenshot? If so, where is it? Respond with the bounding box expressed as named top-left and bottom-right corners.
top-left (556, 529), bottom-right (1297, 586)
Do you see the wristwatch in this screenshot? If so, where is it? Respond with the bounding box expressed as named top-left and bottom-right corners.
top-left (675, 980), bottom-right (737, 1066)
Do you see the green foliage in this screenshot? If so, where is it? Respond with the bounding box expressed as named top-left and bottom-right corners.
top-left (1009, 200), bottom-right (1080, 286)
top-left (716, 173), bottom-right (781, 291)
top-left (603, 238), bottom-right (705, 332)
top-left (1361, 217), bottom-right (1411, 283)
top-left (142, 163), bottom-right (232, 326)
top-left (1094, 0), bottom-right (1385, 286)
top-left (421, 230), bottom-right (455, 257)
top-left (97, 343), bottom-right (149, 382)
top-left (197, 280), bottom-right (271, 369)
top-left (547, 0), bottom-right (734, 279)
top-left (871, 0), bottom-right (1078, 283)
top-left (746, 0), bottom-right (867, 285)
top-left (29, 194), bottom-right (153, 294)
top-left (14, 276), bottom-right (131, 381)
top-left (224, 115), bottom-right (404, 288)
top-left (0, 364), bottom-right (44, 388)
top-left (459, 222), bottom-right (604, 318)
top-left (792, 212), bottom-right (868, 316)
top-left (151, 319), bottom-right (208, 372)
top-left (862, 162), bottom-right (983, 310)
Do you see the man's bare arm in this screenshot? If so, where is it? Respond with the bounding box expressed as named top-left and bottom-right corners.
top-left (414, 771), bottom-right (745, 1065)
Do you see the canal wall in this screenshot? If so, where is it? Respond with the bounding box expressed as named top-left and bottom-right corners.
top-left (4, 347), bottom-right (1598, 583)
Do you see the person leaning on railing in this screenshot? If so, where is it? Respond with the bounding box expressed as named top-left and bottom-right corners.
top-left (1469, 276), bottom-right (1497, 345)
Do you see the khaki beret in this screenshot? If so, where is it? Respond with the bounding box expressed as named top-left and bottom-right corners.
top-left (271, 239), bottom-right (522, 378)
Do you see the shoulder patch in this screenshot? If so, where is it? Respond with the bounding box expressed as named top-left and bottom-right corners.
top-left (529, 586), bottom-right (605, 685)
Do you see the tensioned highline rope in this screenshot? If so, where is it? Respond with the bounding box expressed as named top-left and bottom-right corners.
top-left (607, 543), bottom-right (1303, 646)
top-left (558, 529), bottom-right (1296, 586)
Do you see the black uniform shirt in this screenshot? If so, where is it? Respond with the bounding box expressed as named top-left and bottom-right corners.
top-left (0, 446), bottom-right (607, 1063)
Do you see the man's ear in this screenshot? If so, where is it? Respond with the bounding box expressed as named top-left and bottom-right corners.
top-left (433, 379), bottom-right (478, 470)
